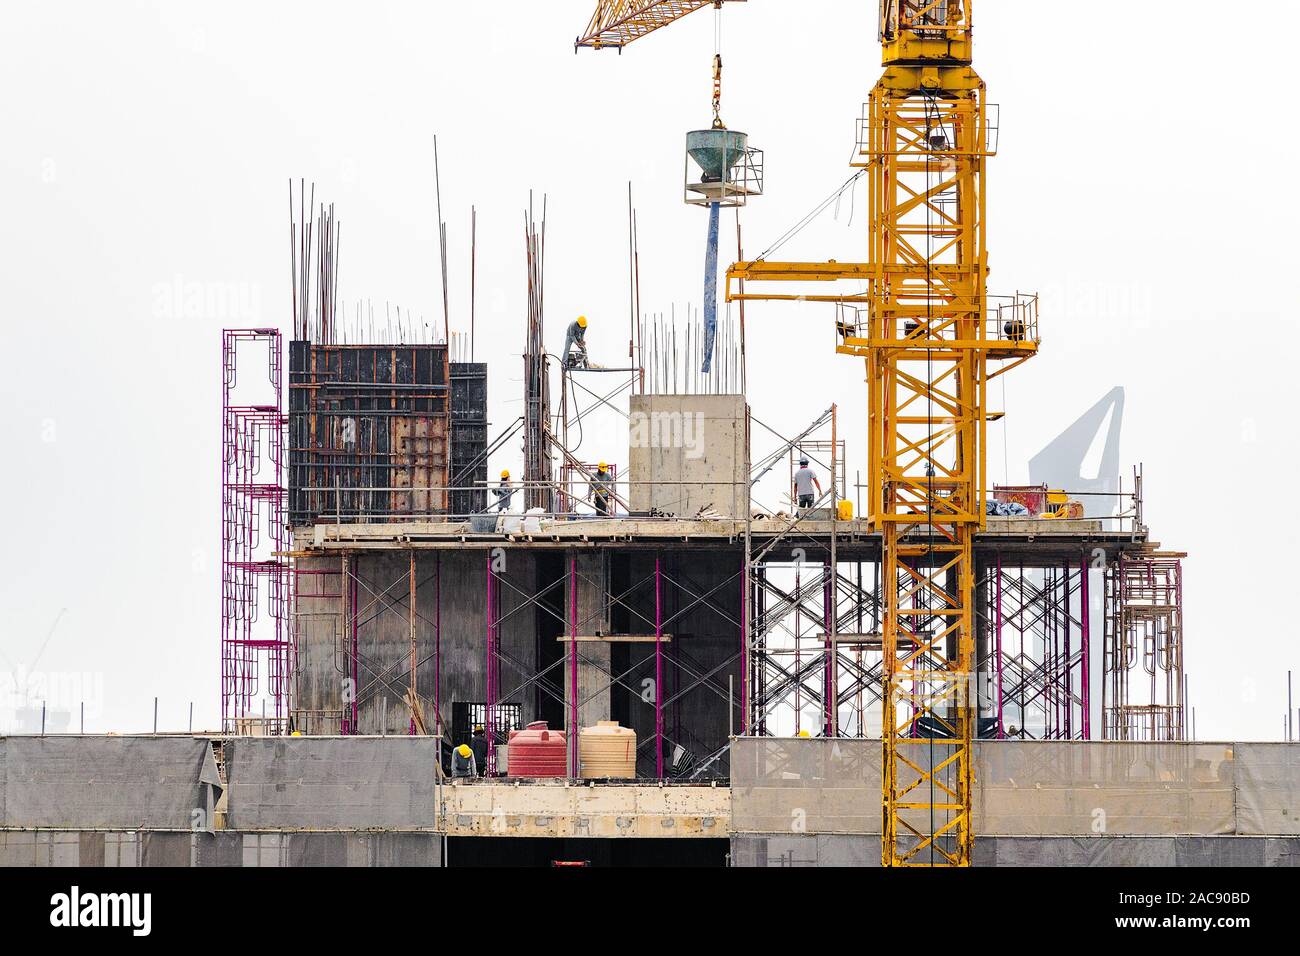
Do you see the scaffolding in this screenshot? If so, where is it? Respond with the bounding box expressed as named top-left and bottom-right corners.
top-left (749, 551), bottom-right (1096, 745)
top-left (1103, 553), bottom-right (1186, 740)
top-left (221, 329), bottom-right (292, 735)
top-left (750, 557), bottom-right (887, 739)
top-left (484, 547), bottom-right (745, 780)
top-left (984, 557), bottom-right (1091, 740)
top-left (323, 550), bottom-right (446, 739)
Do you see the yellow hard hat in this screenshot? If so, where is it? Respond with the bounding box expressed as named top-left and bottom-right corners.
top-left (577, 315), bottom-right (588, 328)
top-left (796, 729), bottom-right (811, 738)
top-left (500, 469), bottom-right (510, 479)
top-left (457, 744), bottom-right (472, 758)
top-left (598, 461), bottom-right (608, 470)
top-left (290, 730), bottom-right (302, 736)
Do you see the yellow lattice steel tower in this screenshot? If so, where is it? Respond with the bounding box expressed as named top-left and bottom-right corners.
top-left (577, 0), bottom-right (1039, 866)
top-left (864, 5), bottom-right (989, 863)
top-left (727, 1), bottom-right (1038, 866)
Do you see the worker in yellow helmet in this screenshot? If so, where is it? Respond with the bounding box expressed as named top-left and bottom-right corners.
top-left (493, 468), bottom-right (515, 513)
top-left (590, 461), bottom-right (613, 516)
top-left (451, 742), bottom-right (477, 779)
top-left (796, 729), bottom-right (811, 738)
top-left (563, 315), bottom-right (590, 369)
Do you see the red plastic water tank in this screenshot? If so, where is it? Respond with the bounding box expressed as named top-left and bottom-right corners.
top-left (507, 720), bottom-right (567, 777)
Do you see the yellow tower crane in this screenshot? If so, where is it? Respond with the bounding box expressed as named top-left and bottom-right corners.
top-left (577, 0), bottom-right (1040, 867)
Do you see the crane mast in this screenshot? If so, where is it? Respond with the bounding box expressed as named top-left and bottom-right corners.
top-left (579, 0), bottom-right (1039, 866)
top-left (864, 0), bottom-right (992, 867)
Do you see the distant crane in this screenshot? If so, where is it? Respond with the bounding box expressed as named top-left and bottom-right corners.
top-left (577, 1), bottom-right (1040, 867)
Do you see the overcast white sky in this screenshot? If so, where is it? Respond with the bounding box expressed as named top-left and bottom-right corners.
top-left (1, 1), bottom-right (1296, 739)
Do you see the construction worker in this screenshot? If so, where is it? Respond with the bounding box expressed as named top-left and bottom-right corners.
top-left (794, 728), bottom-right (818, 781)
top-left (792, 456), bottom-right (822, 512)
top-left (493, 469), bottom-right (514, 512)
top-left (590, 461), bottom-right (613, 516)
top-left (450, 742), bottom-right (477, 779)
top-left (469, 724), bottom-right (489, 776)
top-left (563, 315), bottom-right (589, 369)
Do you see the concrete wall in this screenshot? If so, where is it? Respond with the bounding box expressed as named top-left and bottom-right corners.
top-left (290, 541), bottom-right (745, 775)
top-left (566, 551), bottom-right (612, 728)
top-left (292, 548), bottom-right (540, 737)
top-left (2, 735), bottom-right (1294, 867)
top-left (614, 551), bottom-right (743, 777)
top-left (292, 551), bottom-right (347, 734)
top-left (628, 394), bottom-right (748, 518)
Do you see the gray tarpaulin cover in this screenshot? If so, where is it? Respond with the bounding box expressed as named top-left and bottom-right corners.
top-left (224, 736), bottom-right (437, 830)
top-left (975, 740), bottom-right (1234, 836)
top-left (733, 834), bottom-right (1300, 868)
top-left (732, 738), bottom-right (1289, 837)
top-left (1234, 743), bottom-right (1300, 835)
top-left (0, 735), bottom-right (214, 829)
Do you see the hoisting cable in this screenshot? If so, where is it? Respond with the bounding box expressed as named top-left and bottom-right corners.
top-left (753, 169), bottom-right (868, 263)
top-left (701, 4), bottom-right (726, 373)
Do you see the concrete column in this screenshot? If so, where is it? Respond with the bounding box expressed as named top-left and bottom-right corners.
top-left (566, 551), bottom-right (612, 731)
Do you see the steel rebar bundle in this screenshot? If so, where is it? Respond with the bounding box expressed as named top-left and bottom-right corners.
top-left (522, 196), bottom-right (555, 511)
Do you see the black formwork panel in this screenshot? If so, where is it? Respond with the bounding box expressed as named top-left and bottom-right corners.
top-left (289, 342), bottom-right (450, 525)
top-left (450, 362), bottom-right (487, 515)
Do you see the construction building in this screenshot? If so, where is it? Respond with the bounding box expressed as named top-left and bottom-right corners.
top-left (3, 1), bottom-right (1295, 870)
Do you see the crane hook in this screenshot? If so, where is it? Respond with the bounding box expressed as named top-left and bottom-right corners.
top-left (711, 53), bottom-right (724, 129)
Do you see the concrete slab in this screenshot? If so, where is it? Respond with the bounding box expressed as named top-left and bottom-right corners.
top-left (308, 515), bottom-right (1109, 542)
top-left (440, 780), bottom-right (729, 838)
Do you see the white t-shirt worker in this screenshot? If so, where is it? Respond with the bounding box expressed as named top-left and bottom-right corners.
top-left (793, 458), bottom-right (822, 511)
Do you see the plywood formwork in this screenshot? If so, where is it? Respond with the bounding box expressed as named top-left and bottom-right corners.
top-left (288, 341), bottom-right (451, 524)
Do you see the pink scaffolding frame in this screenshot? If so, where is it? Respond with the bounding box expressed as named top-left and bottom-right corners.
top-left (655, 555), bottom-right (664, 777)
top-left (1102, 554), bottom-right (1185, 740)
top-left (486, 550), bottom-right (499, 773)
top-left (221, 329), bottom-right (292, 734)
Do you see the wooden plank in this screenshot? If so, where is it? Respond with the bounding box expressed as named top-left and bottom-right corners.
top-left (556, 634), bottom-right (675, 643)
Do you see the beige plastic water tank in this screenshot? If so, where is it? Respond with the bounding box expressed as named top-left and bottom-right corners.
top-left (579, 720), bottom-right (637, 779)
